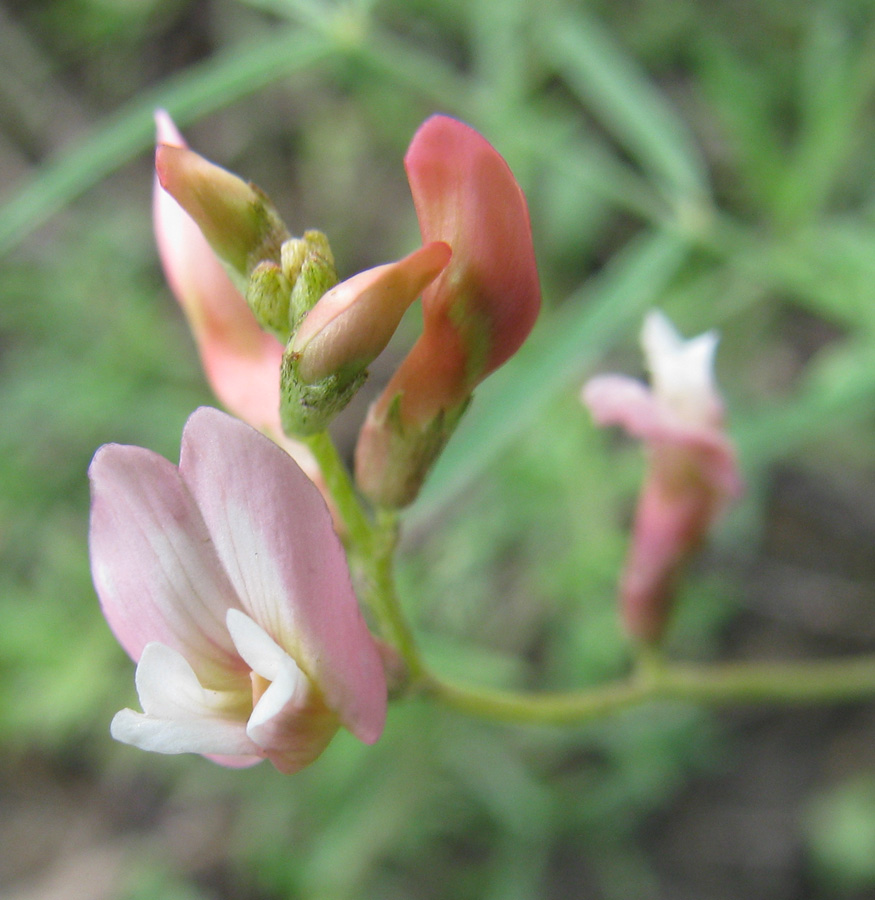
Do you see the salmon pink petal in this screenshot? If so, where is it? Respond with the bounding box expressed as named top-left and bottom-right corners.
top-left (178, 408), bottom-right (387, 744)
top-left (153, 113), bottom-right (287, 432)
top-left (153, 113), bottom-right (321, 483)
top-left (292, 241), bottom-right (452, 383)
top-left (405, 114), bottom-right (540, 393)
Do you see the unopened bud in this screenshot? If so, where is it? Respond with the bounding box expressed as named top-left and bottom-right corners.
top-left (155, 144), bottom-right (290, 288)
top-left (279, 242), bottom-right (451, 436)
top-left (245, 232), bottom-right (337, 343)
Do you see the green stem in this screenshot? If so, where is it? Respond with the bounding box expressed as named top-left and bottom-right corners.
top-left (304, 433), bottom-right (875, 727)
top-left (305, 431), bottom-right (372, 550)
top-left (366, 509), bottom-right (428, 681)
top-left (303, 431), bottom-right (428, 679)
top-left (425, 655), bottom-right (875, 726)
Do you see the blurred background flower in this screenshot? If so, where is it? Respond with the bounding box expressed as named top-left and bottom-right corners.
top-left (2, 1), bottom-right (875, 898)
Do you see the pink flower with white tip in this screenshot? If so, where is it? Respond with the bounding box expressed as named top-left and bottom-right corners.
top-left (582, 312), bottom-right (741, 644)
top-left (89, 407), bottom-right (386, 773)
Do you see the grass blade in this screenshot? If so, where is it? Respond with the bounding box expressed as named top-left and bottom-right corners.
top-left (0, 29), bottom-right (333, 257)
top-left (541, 9), bottom-right (710, 207)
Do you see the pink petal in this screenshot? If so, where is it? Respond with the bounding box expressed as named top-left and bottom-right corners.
top-left (153, 117), bottom-right (285, 427)
top-left (153, 113), bottom-right (321, 483)
top-left (404, 115), bottom-right (541, 406)
top-left (178, 408), bottom-right (387, 744)
top-left (619, 469), bottom-right (721, 643)
top-left (583, 374), bottom-right (738, 492)
top-left (89, 442), bottom-right (247, 687)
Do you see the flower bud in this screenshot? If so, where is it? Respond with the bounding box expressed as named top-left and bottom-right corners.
top-left (279, 242), bottom-right (451, 436)
top-left (245, 232), bottom-right (337, 344)
top-left (355, 116), bottom-right (541, 507)
top-left (151, 111), bottom-right (324, 493)
top-left (582, 312), bottom-right (742, 644)
top-left (155, 142), bottom-right (290, 288)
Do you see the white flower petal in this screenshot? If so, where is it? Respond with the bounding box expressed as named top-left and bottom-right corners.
top-left (110, 642), bottom-right (259, 758)
top-left (641, 310), bottom-right (719, 425)
top-left (248, 662), bottom-right (310, 731)
top-left (111, 708), bottom-right (257, 757)
top-left (225, 609), bottom-right (337, 773)
top-left (225, 608), bottom-right (289, 683)
top-left (225, 610), bottom-right (312, 731)
top-left (134, 642), bottom-right (240, 718)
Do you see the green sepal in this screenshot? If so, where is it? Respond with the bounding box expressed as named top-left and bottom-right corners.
top-left (355, 394), bottom-right (471, 508)
top-left (280, 349), bottom-right (368, 436)
top-left (245, 261), bottom-right (293, 342)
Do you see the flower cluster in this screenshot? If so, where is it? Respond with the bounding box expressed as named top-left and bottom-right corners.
top-left (153, 112), bottom-right (541, 508)
top-left (92, 109), bottom-right (741, 776)
top-left (93, 113), bottom-right (541, 772)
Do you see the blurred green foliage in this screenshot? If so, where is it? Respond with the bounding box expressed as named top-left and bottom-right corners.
top-left (2, 0), bottom-right (875, 897)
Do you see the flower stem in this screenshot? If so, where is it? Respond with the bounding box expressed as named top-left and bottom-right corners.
top-left (425, 655), bottom-right (875, 726)
top-left (303, 431), bottom-right (428, 679)
top-left (303, 432), bottom-right (875, 727)
top-left (304, 430), bottom-right (372, 549)
top-left (366, 508), bottom-right (428, 681)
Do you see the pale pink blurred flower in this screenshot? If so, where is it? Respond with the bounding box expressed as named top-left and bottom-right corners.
top-left (89, 407), bottom-right (386, 773)
top-left (582, 312), bottom-right (741, 644)
top-left (152, 111), bottom-right (321, 480)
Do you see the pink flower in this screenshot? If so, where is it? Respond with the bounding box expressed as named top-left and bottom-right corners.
top-left (355, 115), bottom-right (541, 507)
top-left (152, 112), bottom-right (320, 478)
top-left (89, 407), bottom-right (387, 773)
top-left (582, 312), bottom-right (741, 644)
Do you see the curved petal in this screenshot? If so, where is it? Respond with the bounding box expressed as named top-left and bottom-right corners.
top-left (89, 443), bottom-right (245, 685)
top-left (153, 113), bottom-right (288, 434)
top-left (227, 610), bottom-right (339, 774)
top-left (153, 114), bottom-right (324, 488)
top-left (111, 642), bottom-right (259, 759)
top-left (583, 374), bottom-right (735, 467)
top-left (292, 241), bottom-right (452, 382)
top-left (405, 115), bottom-right (541, 398)
top-left (179, 408), bottom-right (387, 744)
